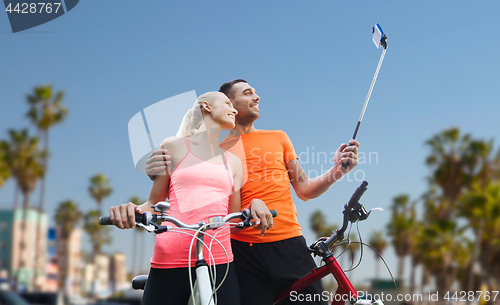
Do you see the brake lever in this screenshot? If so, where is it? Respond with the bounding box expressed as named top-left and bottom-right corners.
top-left (360, 207), bottom-right (383, 220)
top-left (235, 219), bottom-right (257, 229)
top-left (136, 222), bottom-right (156, 233)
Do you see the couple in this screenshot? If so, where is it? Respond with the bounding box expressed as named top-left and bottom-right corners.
top-left (110, 79), bottom-right (360, 305)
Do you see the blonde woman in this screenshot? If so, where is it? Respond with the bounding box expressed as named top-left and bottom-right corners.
top-left (109, 92), bottom-right (273, 305)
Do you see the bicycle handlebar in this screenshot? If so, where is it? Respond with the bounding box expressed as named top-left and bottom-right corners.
top-left (99, 208), bottom-right (278, 231)
top-left (316, 180), bottom-right (374, 251)
top-left (99, 213), bottom-right (147, 226)
top-left (347, 181), bottom-right (368, 209)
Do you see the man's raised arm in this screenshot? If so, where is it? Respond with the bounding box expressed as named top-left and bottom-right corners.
top-left (287, 139), bottom-right (360, 201)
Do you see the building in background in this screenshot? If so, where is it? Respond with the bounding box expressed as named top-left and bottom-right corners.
top-left (94, 253), bottom-right (110, 297)
top-left (56, 228), bottom-right (82, 296)
top-left (44, 258), bottom-right (58, 292)
top-left (44, 228), bottom-right (58, 292)
top-left (110, 252), bottom-right (127, 293)
top-left (82, 263), bottom-right (95, 296)
top-left (0, 209), bottom-right (48, 291)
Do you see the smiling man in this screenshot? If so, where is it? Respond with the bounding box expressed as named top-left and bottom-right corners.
top-left (146, 79), bottom-right (360, 305)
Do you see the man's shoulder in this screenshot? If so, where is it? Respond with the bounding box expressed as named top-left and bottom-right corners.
top-left (252, 129), bottom-right (287, 137)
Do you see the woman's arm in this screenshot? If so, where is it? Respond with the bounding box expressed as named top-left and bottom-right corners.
top-left (227, 153), bottom-right (273, 236)
top-left (228, 153), bottom-right (242, 213)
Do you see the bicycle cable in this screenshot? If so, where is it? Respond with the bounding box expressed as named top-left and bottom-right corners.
top-left (348, 241), bottom-right (402, 304)
top-left (167, 225), bottom-right (229, 305)
top-left (186, 224), bottom-right (229, 305)
top-left (344, 221), bottom-right (363, 272)
top-left (318, 222), bottom-right (354, 267)
top-left (319, 223), bottom-right (402, 305)
top-left (208, 224), bottom-right (238, 291)
top-left (160, 228), bottom-right (217, 305)
top-left (166, 228), bottom-right (220, 305)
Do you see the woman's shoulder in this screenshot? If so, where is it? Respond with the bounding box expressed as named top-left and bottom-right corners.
top-left (227, 151), bottom-right (242, 171)
top-left (160, 136), bottom-right (181, 148)
top-left (160, 136), bottom-right (187, 158)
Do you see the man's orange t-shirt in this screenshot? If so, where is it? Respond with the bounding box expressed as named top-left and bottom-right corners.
top-left (222, 130), bottom-right (303, 243)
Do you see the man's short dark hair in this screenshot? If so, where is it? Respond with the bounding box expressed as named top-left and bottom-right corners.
top-left (219, 79), bottom-right (247, 98)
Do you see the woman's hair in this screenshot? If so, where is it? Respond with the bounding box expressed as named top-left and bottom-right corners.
top-left (176, 91), bottom-right (227, 138)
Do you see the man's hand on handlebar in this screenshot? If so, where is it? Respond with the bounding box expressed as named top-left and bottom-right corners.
top-left (146, 149), bottom-right (171, 180)
top-left (109, 202), bottom-right (142, 229)
top-left (248, 199), bottom-right (274, 236)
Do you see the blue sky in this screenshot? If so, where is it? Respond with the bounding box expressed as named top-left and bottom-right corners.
top-left (1, 1), bottom-right (499, 283)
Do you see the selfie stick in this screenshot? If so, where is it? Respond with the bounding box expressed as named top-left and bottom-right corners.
top-left (342, 23), bottom-right (387, 168)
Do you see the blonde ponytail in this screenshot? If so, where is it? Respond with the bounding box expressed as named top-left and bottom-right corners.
top-left (176, 92), bottom-right (226, 138)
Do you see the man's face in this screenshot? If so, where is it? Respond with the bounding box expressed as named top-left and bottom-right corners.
top-left (230, 82), bottom-right (260, 125)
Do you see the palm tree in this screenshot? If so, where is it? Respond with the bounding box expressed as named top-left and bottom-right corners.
top-left (129, 196), bottom-right (146, 274)
top-left (25, 85), bottom-right (67, 214)
top-left (417, 187), bottom-right (471, 297)
top-left (407, 220), bottom-right (425, 294)
top-left (88, 174), bottom-right (113, 213)
top-left (463, 182), bottom-right (500, 291)
top-left (386, 194), bottom-right (415, 286)
top-left (26, 85), bottom-right (68, 290)
top-left (310, 210), bottom-right (326, 238)
top-left (0, 140), bottom-right (11, 189)
top-left (54, 200), bottom-right (82, 294)
top-left (55, 200), bottom-right (83, 239)
top-left (1, 140), bottom-right (18, 208)
top-left (424, 129), bottom-right (499, 294)
top-left (369, 231), bottom-right (388, 280)
top-left (85, 173), bottom-right (113, 264)
top-left (424, 128), bottom-right (487, 220)
top-left (3, 129), bottom-right (45, 291)
top-left (84, 210), bottom-right (112, 254)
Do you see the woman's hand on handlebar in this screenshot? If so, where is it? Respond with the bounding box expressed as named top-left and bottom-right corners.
top-left (109, 202), bottom-right (142, 229)
top-left (248, 199), bottom-right (274, 236)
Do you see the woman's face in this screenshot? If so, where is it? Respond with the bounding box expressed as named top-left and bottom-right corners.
top-left (209, 94), bottom-right (238, 129)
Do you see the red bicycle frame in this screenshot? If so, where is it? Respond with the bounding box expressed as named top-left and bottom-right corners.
top-left (274, 255), bottom-right (357, 305)
top-left (273, 180), bottom-right (372, 305)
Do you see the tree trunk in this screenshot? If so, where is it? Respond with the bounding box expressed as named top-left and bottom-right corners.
top-left (31, 131), bottom-right (48, 291)
top-left (410, 257), bottom-right (416, 295)
top-left (467, 224), bottom-right (483, 293)
top-left (15, 193), bottom-right (30, 292)
top-left (13, 185), bottom-right (19, 209)
top-left (133, 229), bottom-right (137, 274)
top-left (398, 255), bottom-right (405, 292)
top-left (435, 265), bottom-right (455, 303)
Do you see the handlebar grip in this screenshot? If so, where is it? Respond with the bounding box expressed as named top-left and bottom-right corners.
top-left (135, 213), bottom-right (147, 225)
top-left (347, 181), bottom-right (368, 209)
top-left (243, 209), bottom-right (278, 218)
top-left (99, 216), bottom-right (112, 225)
top-left (99, 213), bottom-right (148, 226)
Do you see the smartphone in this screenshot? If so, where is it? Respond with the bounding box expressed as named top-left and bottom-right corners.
top-left (372, 23), bottom-right (387, 49)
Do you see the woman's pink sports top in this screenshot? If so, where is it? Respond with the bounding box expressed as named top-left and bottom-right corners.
top-left (150, 138), bottom-right (234, 268)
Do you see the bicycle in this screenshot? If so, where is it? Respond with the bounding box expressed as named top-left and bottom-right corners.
top-left (272, 180), bottom-right (388, 305)
top-left (100, 181), bottom-right (392, 305)
top-left (99, 202), bottom-right (278, 305)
